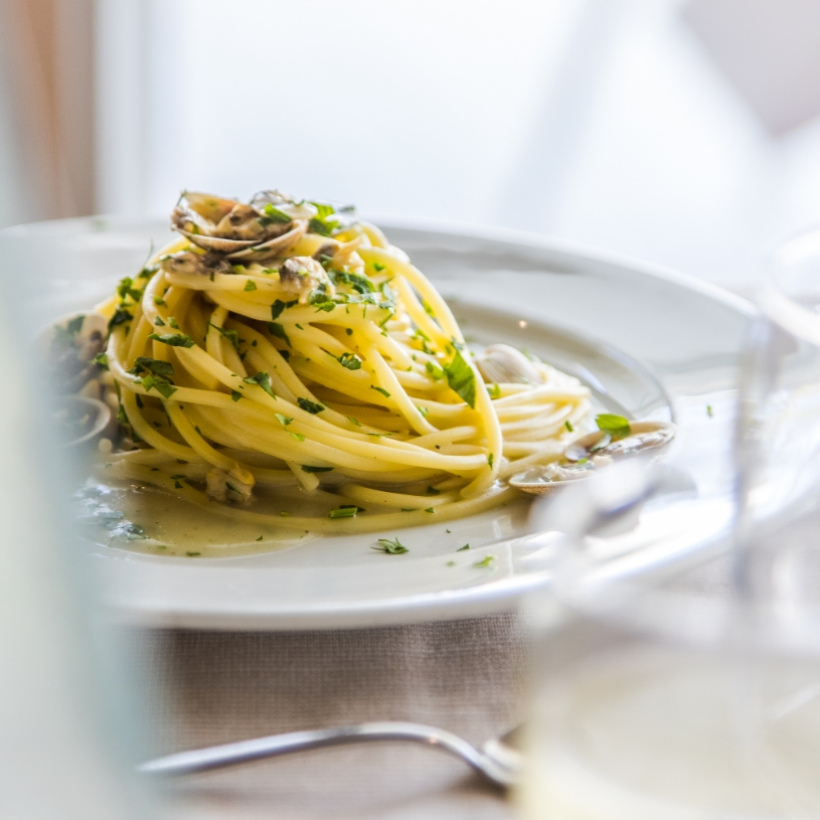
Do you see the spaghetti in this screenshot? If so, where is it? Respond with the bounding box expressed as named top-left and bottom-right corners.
top-left (88, 191), bottom-right (591, 534)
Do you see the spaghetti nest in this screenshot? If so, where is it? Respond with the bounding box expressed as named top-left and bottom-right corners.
top-left (94, 191), bottom-right (591, 533)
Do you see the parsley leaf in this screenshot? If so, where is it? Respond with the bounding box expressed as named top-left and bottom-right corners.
top-left (275, 413), bottom-right (293, 426)
top-left (473, 555), bottom-right (496, 568)
top-left (259, 203), bottom-right (293, 225)
top-left (371, 385), bottom-right (390, 398)
top-left (565, 419), bottom-right (574, 432)
top-left (267, 321), bottom-right (291, 347)
top-left (231, 390), bottom-right (242, 402)
top-left (129, 357), bottom-right (175, 378)
top-left (208, 322), bottom-right (242, 352)
top-left (148, 332), bottom-right (194, 348)
top-left (243, 371), bottom-right (276, 398)
top-left (444, 349), bottom-right (476, 408)
top-left (426, 360), bottom-right (445, 380)
top-left (244, 280), bottom-right (258, 292)
top-left (457, 544), bottom-right (470, 552)
top-left (302, 465), bottom-right (333, 473)
top-left (373, 537), bottom-right (409, 554)
top-left (297, 397), bottom-right (324, 414)
top-left (328, 505), bottom-right (363, 519)
top-left (595, 414), bottom-right (631, 440)
top-left (108, 309), bottom-right (133, 331)
top-left (271, 298), bottom-right (297, 320)
top-left (308, 202), bottom-right (341, 236)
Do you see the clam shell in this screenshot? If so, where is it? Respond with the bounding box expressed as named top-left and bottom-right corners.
top-left (509, 420), bottom-right (676, 495)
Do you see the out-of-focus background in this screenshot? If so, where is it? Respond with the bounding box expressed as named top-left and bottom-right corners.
top-left (4, 0), bottom-right (820, 289)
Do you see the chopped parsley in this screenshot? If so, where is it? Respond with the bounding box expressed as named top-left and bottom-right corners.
top-left (330, 269), bottom-right (375, 294)
top-left (473, 555), bottom-right (496, 568)
top-left (154, 317), bottom-right (165, 326)
top-left (275, 413), bottom-right (293, 426)
top-left (302, 465), bottom-right (333, 473)
top-left (328, 505), bottom-right (363, 519)
top-left (706, 405), bottom-right (714, 418)
top-left (297, 397), bottom-right (324, 414)
top-left (308, 202), bottom-right (341, 236)
top-left (444, 349), bottom-right (476, 408)
top-left (417, 405), bottom-right (429, 418)
top-left (267, 321), bottom-right (291, 347)
top-left (231, 390), bottom-right (242, 402)
top-left (244, 280), bottom-right (258, 292)
top-left (270, 299), bottom-right (296, 320)
top-left (259, 203), bottom-right (293, 225)
top-left (108, 309), bottom-right (133, 331)
top-left (487, 452), bottom-right (494, 468)
top-left (371, 385), bottom-right (391, 398)
top-left (426, 360), bottom-right (445, 380)
top-left (168, 317), bottom-right (180, 329)
top-left (129, 357), bottom-right (174, 378)
top-left (208, 322), bottom-right (241, 352)
top-left (92, 352), bottom-right (109, 369)
top-left (424, 507), bottom-right (435, 513)
top-left (595, 413), bottom-right (631, 440)
top-left (373, 537), bottom-right (409, 554)
top-left (243, 371), bottom-right (276, 398)
top-left (487, 383), bottom-right (501, 399)
top-left (372, 261), bottom-right (386, 272)
top-left (148, 332), bottom-right (194, 348)
top-left (457, 544), bottom-right (470, 552)
top-left (565, 419), bottom-right (574, 432)
top-left (347, 416), bottom-right (361, 426)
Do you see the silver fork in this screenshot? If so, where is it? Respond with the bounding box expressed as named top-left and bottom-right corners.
top-left (138, 722), bottom-right (523, 788)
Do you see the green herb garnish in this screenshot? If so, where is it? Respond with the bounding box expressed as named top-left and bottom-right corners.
top-left (302, 465), bottom-right (333, 473)
top-left (595, 413), bottom-right (631, 440)
top-left (473, 555), bottom-right (495, 568)
top-left (267, 321), bottom-right (291, 347)
top-left (208, 322), bottom-right (241, 352)
top-left (371, 385), bottom-right (391, 398)
top-left (297, 397), bottom-right (324, 414)
top-left (148, 332), bottom-right (194, 348)
top-left (243, 371), bottom-right (276, 398)
top-left (373, 537), bottom-right (409, 554)
top-left (443, 349), bottom-right (476, 408)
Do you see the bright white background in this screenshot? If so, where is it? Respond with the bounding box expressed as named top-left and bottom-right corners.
top-left (64, 0), bottom-right (820, 290)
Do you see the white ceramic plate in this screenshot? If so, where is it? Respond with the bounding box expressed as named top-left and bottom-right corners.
top-left (1, 217), bottom-right (753, 629)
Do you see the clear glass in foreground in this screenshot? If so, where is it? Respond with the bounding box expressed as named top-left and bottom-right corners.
top-left (516, 460), bottom-right (820, 820)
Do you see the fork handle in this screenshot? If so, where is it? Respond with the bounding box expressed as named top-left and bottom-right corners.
top-left (137, 721), bottom-right (485, 777)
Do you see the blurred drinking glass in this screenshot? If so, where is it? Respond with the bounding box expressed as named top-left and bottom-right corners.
top-left (516, 458), bottom-right (820, 819)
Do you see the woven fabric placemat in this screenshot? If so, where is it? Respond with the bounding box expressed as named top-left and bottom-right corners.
top-left (135, 611), bottom-right (527, 820)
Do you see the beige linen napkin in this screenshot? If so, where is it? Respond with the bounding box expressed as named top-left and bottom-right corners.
top-left (136, 612), bottom-right (526, 820)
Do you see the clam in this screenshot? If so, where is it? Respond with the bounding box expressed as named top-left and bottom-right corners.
top-left (54, 395), bottom-right (112, 448)
top-left (510, 420), bottom-right (675, 496)
top-left (171, 191), bottom-right (307, 262)
top-left (475, 344), bottom-right (544, 385)
top-left (43, 311), bottom-right (109, 394)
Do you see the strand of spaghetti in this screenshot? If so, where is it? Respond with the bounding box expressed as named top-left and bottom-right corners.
top-left (361, 247), bottom-right (462, 341)
top-left (186, 402), bottom-right (488, 473)
top-left (366, 347), bottom-right (437, 436)
top-left (165, 402), bottom-right (251, 472)
top-left (120, 390), bottom-right (193, 460)
top-left (339, 484), bottom-right (460, 509)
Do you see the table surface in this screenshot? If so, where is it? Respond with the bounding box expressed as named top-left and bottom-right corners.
top-left (138, 612), bottom-right (526, 820)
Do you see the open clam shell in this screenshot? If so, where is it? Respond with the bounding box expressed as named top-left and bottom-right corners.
top-left (171, 191), bottom-right (308, 261)
top-left (509, 420), bottom-right (676, 496)
top-left (55, 395), bottom-right (112, 448)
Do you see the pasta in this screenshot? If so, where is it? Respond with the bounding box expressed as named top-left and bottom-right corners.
top-left (86, 191), bottom-right (591, 535)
